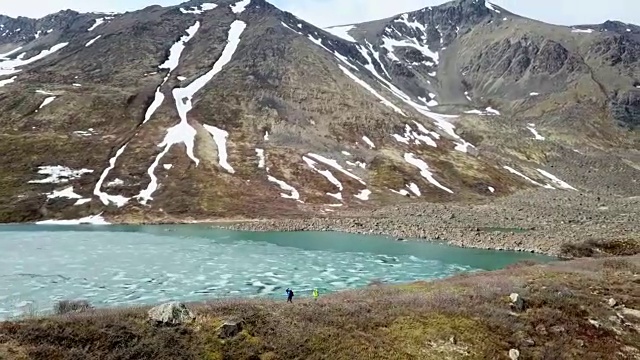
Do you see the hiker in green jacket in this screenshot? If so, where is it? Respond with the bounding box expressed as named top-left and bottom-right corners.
top-left (312, 288), bottom-right (319, 300)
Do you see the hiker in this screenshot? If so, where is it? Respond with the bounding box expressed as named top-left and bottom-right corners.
top-left (312, 288), bottom-right (319, 301)
top-left (286, 288), bottom-right (294, 303)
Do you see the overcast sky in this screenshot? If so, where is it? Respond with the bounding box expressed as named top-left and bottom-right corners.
top-left (1, 0), bottom-right (638, 27)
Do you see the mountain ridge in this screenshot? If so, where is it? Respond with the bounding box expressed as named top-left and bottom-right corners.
top-left (0, 0), bottom-right (638, 226)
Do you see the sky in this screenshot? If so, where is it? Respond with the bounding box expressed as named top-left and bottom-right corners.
top-left (0, 0), bottom-right (638, 28)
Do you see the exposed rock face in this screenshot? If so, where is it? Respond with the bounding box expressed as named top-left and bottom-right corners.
top-left (510, 293), bottom-right (525, 312)
top-left (148, 302), bottom-right (195, 325)
top-left (0, 0), bottom-right (637, 224)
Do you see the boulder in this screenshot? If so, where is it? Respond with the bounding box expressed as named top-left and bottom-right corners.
top-left (509, 348), bottom-right (520, 360)
top-left (608, 298), bottom-right (618, 307)
top-left (148, 302), bottom-right (195, 325)
top-left (218, 319), bottom-right (245, 339)
top-left (510, 293), bottom-right (526, 312)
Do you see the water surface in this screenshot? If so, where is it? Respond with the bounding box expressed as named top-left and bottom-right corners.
top-left (0, 225), bottom-right (552, 318)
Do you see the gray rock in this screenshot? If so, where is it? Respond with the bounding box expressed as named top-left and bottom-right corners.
top-left (510, 293), bottom-right (526, 312)
top-left (148, 302), bottom-right (195, 325)
top-left (219, 319), bottom-right (245, 339)
top-left (509, 348), bottom-right (520, 360)
top-left (608, 298), bottom-right (618, 307)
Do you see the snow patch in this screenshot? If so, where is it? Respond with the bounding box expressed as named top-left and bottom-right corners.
top-left (230, 0), bottom-right (251, 13)
top-left (485, 107), bottom-right (500, 115)
top-left (362, 136), bottom-right (375, 148)
top-left (268, 175), bottom-right (301, 200)
top-left (403, 153), bottom-right (453, 193)
top-left (526, 124), bottom-right (545, 141)
top-left (407, 182), bottom-right (421, 196)
top-left (143, 88), bottom-right (165, 124)
top-left (264, 131), bottom-right (269, 141)
top-left (256, 148), bottom-right (265, 168)
top-left (0, 42), bottom-right (68, 76)
top-left (72, 83), bottom-right (82, 87)
top-left (106, 178), bottom-right (124, 187)
top-left (93, 144), bottom-right (130, 207)
top-left (536, 169), bottom-right (577, 190)
top-left (303, 156), bottom-right (343, 195)
top-left (390, 189), bottom-right (410, 196)
top-left (137, 21), bottom-right (246, 203)
top-left (485, 2), bottom-right (501, 13)
top-left (488, 186), bottom-right (495, 193)
top-left (529, 92), bottom-right (539, 96)
top-left (203, 125), bottom-right (235, 174)
top-left (325, 25), bottom-right (357, 42)
top-left (159, 21), bottom-right (200, 73)
top-left (163, 164), bottom-right (173, 170)
top-left (35, 89), bottom-right (55, 95)
top-left (306, 153), bottom-right (366, 184)
top-left (503, 166), bottom-right (551, 188)
top-left (88, 18), bottom-right (106, 31)
top-left (85, 35), bottom-right (101, 47)
top-left (0, 76), bottom-right (16, 87)
top-left (180, 3), bottom-right (217, 14)
top-left (35, 96), bottom-right (56, 111)
top-left (29, 166), bottom-right (93, 184)
top-left (354, 189), bottom-right (371, 200)
top-left (571, 28), bottom-right (594, 33)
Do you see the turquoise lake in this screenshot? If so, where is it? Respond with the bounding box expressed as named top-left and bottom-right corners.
top-left (0, 224), bottom-right (553, 319)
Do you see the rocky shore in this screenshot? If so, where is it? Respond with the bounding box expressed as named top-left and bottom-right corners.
top-left (213, 189), bottom-right (639, 257)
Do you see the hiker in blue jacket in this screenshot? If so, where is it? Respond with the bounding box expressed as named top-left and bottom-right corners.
top-left (286, 288), bottom-right (294, 303)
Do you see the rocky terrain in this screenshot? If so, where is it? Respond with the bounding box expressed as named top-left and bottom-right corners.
top-left (0, 0), bottom-right (638, 252)
top-left (2, 255), bottom-right (639, 359)
top-left (217, 188), bottom-right (640, 256)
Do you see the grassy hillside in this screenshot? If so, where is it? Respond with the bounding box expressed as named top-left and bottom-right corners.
top-left (1, 256), bottom-right (639, 359)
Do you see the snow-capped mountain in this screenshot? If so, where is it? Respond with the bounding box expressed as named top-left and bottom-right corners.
top-left (0, 0), bottom-right (638, 223)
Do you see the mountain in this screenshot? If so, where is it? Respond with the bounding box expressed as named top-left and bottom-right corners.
top-left (0, 0), bottom-right (638, 224)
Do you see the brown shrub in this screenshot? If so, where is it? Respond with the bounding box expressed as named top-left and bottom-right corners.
top-left (53, 300), bottom-right (93, 315)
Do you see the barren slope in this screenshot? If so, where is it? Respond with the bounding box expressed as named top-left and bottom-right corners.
top-left (0, 0), bottom-right (637, 224)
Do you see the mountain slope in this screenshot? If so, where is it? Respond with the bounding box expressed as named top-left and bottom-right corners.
top-left (0, 0), bottom-right (638, 224)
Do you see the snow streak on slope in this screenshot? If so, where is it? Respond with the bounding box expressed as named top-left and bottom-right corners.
top-left (0, 43), bottom-right (68, 76)
top-left (85, 35), bottom-right (101, 47)
top-left (303, 156), bottom-right (343, 200)
top-left (325, 25), bottom-right (357, 42)
top-left (144, 21), bottom-right (200, 125)
top-left (485, 1), bottom-right (501, 13)
top-left (338, 64), bottom-right (406, 115)
top-left (268, 175), bottom-right (301, 200)
top-left (93, 145), bottom-right (131, 207)
top-left (160, 22), bottom-right (200, 73)
top-left (230, 0), bottom-right (251, 13)
top-left (362, 136), bottom-right (375, 148)
top-left (203, 124), bottom-right (235, 174)
top-left (527, 124), bottom-right (545, 140)
top-left (404, 153), bottom-right (453, 193)
top-left (537, 169), bottom-right (577, 190)
top-left (352, 43), bottom-right (474, 154)
top-left (137, 20), bottom-right (247, 204)
top-left (87, 17), bottom-right (112, 31)
top-left (306, 153), bottom-right (366, 185)
top-left (37, 96), bottom-right (56, 110)
top-left (0, 76), bottom-right (16, 87)
top-left (381, 18), bottom-right (439, 65)
top-left (503, 166), bottom-right (554, 189)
